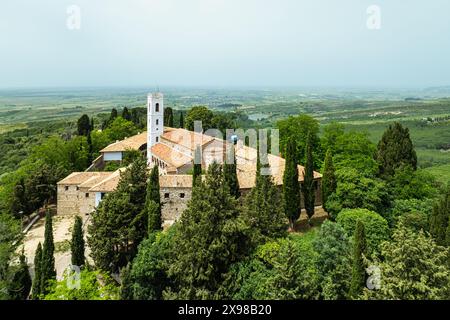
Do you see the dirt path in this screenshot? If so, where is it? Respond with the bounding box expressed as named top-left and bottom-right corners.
top-left (21, 214), bottom-right (91, 280)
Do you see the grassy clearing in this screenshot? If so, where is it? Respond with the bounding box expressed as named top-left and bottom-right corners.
top-left (424, 164), bottom-right (450, 185)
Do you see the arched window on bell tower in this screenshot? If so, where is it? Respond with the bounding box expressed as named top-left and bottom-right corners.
top-left (156, 103), bottom-right (160, 112)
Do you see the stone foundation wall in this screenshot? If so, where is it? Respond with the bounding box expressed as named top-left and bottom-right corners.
top-left (57, 185), bottom-right (95, 216)
top-left (160, 187), bottom-right (192, 223)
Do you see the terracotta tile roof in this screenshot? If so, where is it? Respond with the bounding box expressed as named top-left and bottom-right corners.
top-left (234, 144), bottom-right (322, 189)
top-left (100, 132), bottom-right (147, 153)
top-left (151, 143), bottom-right (192, 168)
top-left (161, 128), bottom-right (214, 151)
top-left (88, 168), bottom-right (126, 192)
top-left (159, 175), bottom-right (193, 188)
top-left (78, 173), bottom-right (115, 189)
top-left (57, 172), bottom-right (113, 186)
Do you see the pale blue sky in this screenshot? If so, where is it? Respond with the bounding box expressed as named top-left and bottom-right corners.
top-left (1, 0), bottom-right (450, 88)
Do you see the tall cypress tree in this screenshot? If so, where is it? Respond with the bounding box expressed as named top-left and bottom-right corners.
top-left (429, 186), bottom-right (450, 246)
top-left (349, 220), bottom-right (367, 299)
top-left (40, 211), bottom-right (56, 295)
top-left (302, 132), bottom-right (315, 224)
top-left (32, 243), bottom-right (42, 299)
top-left (376, 122), bottom-right (417, 177)
top-left (179, 111), bottom-right (184, 128)
top-left (223, 147), bottom-right (240, 198)
top-left (145, 165), bottom-right (162, 233)
top-left (77, 114), bottom-right (90, 136)
top-left (87, 131), bottom-right (93, 164)
top-left (322, 148), bottom-right (337, 212)
top-left (9, 251), bottom-right (32, 300)
top-left (90, 117), bottom-right (94, 131)
top-left (283, 137), bottom-right (300, 230)
top-left (243, 156), bottom-right (287, 246)
top-left (122, 107), bottom-right (131, 121)
top-left (164, 107), bottom-right (174, 127)
top-left (193, 145), bottom-right (202, 187)
top-left (71, 216), bottom-right (85, 267)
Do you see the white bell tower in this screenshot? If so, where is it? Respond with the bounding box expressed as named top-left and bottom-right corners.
top-left (147, 92), bottom-right (164, 163)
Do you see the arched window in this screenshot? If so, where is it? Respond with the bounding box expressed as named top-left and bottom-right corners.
top-left (155, 103), bottom-right (160, 112)
top-left (156, 119), bottom-right (159, 125)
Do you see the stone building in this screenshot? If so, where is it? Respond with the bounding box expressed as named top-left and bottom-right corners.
top-left (57, 92), bottom-right (323, 226)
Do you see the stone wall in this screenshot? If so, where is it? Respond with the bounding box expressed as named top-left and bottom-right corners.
top-left (57, 184), bottom-right (95, 216)
top-left (160, 186), bottom-right (192, 224)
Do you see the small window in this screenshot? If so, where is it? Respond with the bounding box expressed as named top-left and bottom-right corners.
top-left (155, 103), bottom-right (160, 112)
top-left (156, 136), bottom-right (159, 142)
top-left (164, 193), bottom-right (170, 199)
top-left (156, 119), bottom-right (159, 125)
top-left (180, 193), bottom-right (185, 199)
top-left (101, 193), bottom-right (105, 199)
top-left (65, 186), bottom-right (69, 191)
top-left (85, 193), bottom-right (89, 198)
top-left (76, 186), bottom-right (79, 191)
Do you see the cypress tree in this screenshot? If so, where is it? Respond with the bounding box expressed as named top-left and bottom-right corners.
top-left (122, 107), bottom-right (131, 121)
top-left (77, 114), bottom-right (90, 136)
top-left (32, 243), bottom-right (42, 299)
top-left (71, 216), bottom-right (85, 267)
top-left (90, 117), bottom-right (94, 131)
top-left (145, 165), bottom-right (162, 233)
top-left (376, 122), bottom-right (417, 177)
top-left (87, 131), bottom-right (93, 164)
top-left (179, 111), bottom-right (184, 128)
top-left (193, 145), bottom-right (202, 187)
top-left (40, 211), bottom-right (56, 295)
top-left (120, 263), bottom-right (133, 300)
top-left (9, 251), bottom-right (32, 300)
top-left (349, 220), bottom-right (367, 299)
top-left (302, 132), bottom-right (315, 224)
top-left (282, 137), bottom-right (300, 230)
top-left (164, 107), bottom-right (174, 127)
top-left (322, 148), bottom-right (337, 212)
top-left (429, 186), bottom-right (450, 246)
top-left (243, 155), bottom-right (287, 246)
top-left (223, 147), bottom-right (240, 198)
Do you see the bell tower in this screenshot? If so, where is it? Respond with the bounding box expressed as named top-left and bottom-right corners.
top-left (147, 92), bottom-right (164, 163)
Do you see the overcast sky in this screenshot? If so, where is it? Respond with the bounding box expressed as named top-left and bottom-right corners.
top-left (1, 0), bottom-right (450, 88)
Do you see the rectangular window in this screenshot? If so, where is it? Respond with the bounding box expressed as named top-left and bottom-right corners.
top-left (164, 193), bottom-right (170, 199)
top-left (76, 186), bottom-right (80, 191)
top-left (156, 119), bottom-right (159, 125)
top-left (180, 193), bottom-right (185, 198)
top-left (65, 186), bottom-right (69, 191)
top-left (85, 193), bottom-right (89, 198)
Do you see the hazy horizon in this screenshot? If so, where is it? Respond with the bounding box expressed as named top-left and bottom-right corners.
top-left (2, 0), bottom-right (450, 88)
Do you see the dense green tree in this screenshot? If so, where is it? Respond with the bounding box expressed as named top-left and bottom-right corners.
top-left (120, 263), bottom-right (133, 300)
top-left (164, 107), bottom-right (174, 127)
top-left (277, 114), bottom-right (321, 167)
top-left (211, 112), bottom-right (236, 134)
top-left (313, 220), bottom-right (351, 300)
top-left (122, 107), bottom-right (131, 121)
top-left (167, 162), bottom-right (250, 299)
top-left (223, 147), bottom-right (240, 199)
top-left (71, 216), bottom-right (85, 267)
top-left (429, 186), bottom-right (450, 246)
top-left (376, 122), bottom-right (417, 178)
top-left (31, 243), bottom-right (42, 299)
top-left (321, 122), bottom-right (345, 154)
top-left (144, 165), bottom-right (162, 233)
top-left (388, 166), bottom-right (437, 201)
top-left (8, 251), bottom-right (32, 300)
top-left (364, 223), bottom-right (450, 300)
top-left (86, 131), bottom-right (93, 164)
top-left (0, 214), bottom-right (22, 299)
top-left (321, 149), bottom-right (337, 212)
top-left (109, 108), bottom-right (118, 124)
top-left (11, 178), bottom-right (29, 218)
top-left (179, 111), bottom-right (184, 128)
top-left (282, 137), bottom-right (300, 230)
top-left (88, 156), bottom-right (148, 272)
top-left (44, 269), bottom-right (119, 300)
top-left (336, 208), bottom-right (389, 256)
top-left (349, 221), bottom-right (367, 299)
top-left (192, 145), bottom-right (202, 187)
top-left (390, 198), bottom-right (433, 231)
top-left (104, 117), bottom-right (139, 142)
top-left (131, 230), bottom-right (176, 300)
top-left (185, 106), bottom-right (214, 131)
top-left (77, 114), bottom-right (91, 136)
top-left (303, 133), bottom-right (316, 223)
top-left (325, 168), bottom-right (389, 219)
top-left (40, 212), bottom-right (56, 295)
